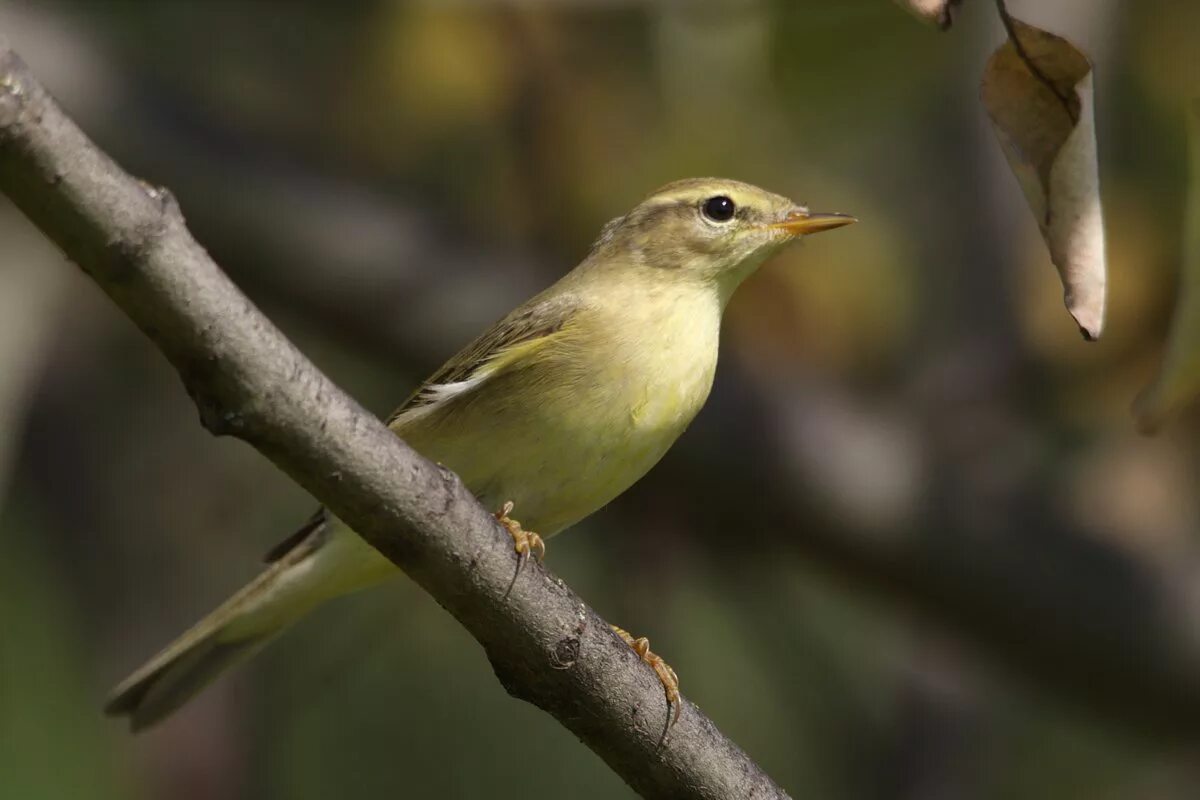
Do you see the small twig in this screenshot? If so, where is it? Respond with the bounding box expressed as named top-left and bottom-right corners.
top-left (993, 0), bottom-right (1079, 125)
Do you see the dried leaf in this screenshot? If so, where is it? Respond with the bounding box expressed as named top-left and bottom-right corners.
top-left (981, 18), bottom-right (1107, 340)
top-left (1135, 101), bottom-right (1200, 434)
top-left (892, 0), bottom-right (961, 30)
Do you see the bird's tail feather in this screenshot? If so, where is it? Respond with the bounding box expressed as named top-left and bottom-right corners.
top-left (104, 555), bottom-right (303, 731)
top-left (104, 633), bottom-right (271, 731)
top-left (105, 517), bottom-right (395, 731)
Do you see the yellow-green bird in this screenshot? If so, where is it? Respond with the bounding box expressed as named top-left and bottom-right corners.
top-left (105, 177), bottom-right (854, 730)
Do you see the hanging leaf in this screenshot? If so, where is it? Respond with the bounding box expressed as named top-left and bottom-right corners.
top-left (1135, 100), bottom-right (1200, 434)
top-left (892, 0), bottom-right (961, 30)
top-left (981, 17), bottom-right (1107, 341)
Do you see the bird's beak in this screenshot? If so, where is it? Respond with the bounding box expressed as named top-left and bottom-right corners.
top-left (770, 209), bottom-right (857, 237)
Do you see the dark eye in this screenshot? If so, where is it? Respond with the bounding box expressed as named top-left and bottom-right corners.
top-left (701, 195), bottom-right (736, 222)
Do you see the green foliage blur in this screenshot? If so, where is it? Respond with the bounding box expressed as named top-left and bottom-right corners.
top-left (2, 1), bottom-right (1199, 798)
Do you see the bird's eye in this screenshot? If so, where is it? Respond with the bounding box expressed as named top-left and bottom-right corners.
top-left (701, 195), bottom-right (736, 223)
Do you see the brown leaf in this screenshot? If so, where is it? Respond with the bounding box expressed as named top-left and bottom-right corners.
top-left (1135, 100), bottom-right (1200, 434)
top-left (981, 17), bottom-right (1107, 340)
top-left (892, 0), bottom-right (961, 30)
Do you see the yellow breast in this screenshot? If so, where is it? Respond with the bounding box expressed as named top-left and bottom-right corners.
top-left (622, 290), bottom-right (720, 436)
top-left (397, 274), bottom-right (723, 536)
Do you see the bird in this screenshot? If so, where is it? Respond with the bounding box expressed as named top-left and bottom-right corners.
top-left (105, 177), bottom-right (855, 731)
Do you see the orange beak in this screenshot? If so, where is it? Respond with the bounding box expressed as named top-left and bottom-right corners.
top-left (770, 209), bottom-right (857, 237)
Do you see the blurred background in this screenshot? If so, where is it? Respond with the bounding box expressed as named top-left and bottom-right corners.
top-left (2, 0), bottom-right (1199, 797)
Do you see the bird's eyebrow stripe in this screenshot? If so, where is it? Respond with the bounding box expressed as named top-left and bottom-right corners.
top-left (630, 197), bottom-right (693, 224)
top-left (640, 195), bottom-right (696, 210)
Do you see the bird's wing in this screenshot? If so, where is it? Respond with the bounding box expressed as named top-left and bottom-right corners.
top-left (264, 293), bottom-right (580, 564)
top-left (385, 293), bottom-right (580, 424)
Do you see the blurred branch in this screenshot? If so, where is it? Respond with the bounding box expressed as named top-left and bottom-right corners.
top-left (652, 362), bottom-right (1200, 742)
top-left (0, 43), bottom-right (790, 800)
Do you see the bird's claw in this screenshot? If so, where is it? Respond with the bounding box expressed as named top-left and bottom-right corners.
top-left (495, 501), bottom-right (545, 564)
top-left (612, 624), bottom-right (681, 739)
top-left (496, 501), bottom-right (545, 597)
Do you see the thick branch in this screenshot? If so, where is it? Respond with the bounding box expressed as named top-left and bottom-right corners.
top-left (0, 43), bottom-right (789, 800)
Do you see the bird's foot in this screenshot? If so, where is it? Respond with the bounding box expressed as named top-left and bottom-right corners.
top-left (612, 624), bottom-right (681, 736)
top-left (496, 501), bottom-right (544, 597)
top-left (495, 501), bottom-right (545, 564)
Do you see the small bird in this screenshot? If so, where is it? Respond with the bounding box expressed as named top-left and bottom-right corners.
top-left (105, 177), bottom-right (855, 731)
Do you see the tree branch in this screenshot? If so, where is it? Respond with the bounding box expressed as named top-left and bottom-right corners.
top-left (0, 42), bottom-right (789, 800)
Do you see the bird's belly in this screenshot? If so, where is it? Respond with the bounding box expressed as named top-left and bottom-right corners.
top-left (402, 356), bottom-right (713, 536)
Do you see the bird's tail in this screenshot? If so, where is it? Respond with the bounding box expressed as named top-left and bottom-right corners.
top-left (105, 517), bottom-right (394, 731)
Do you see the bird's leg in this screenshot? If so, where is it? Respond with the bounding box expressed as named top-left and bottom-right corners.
top-left (612, 625), bottom-right (681, 733)
top-left (494, 501), bottom-right (545, 564)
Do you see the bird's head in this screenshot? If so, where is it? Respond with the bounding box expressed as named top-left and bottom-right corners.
top-left (588, 177), bottom-right (855, 302)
